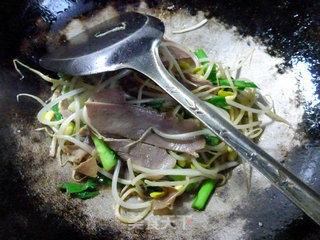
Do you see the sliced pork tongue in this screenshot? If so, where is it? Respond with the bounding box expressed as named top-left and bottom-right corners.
top-left (162, 39), bottom-right (194, 62)
top-left (106, 139), bottom-right (176, 172)
top-left (85, 102), bottom-right (205, 157)
top-left (161, 39), bottom-right (212, 87)
top-left (185, 73), bottom-right (212, 86)
top-left (160, 39), bottom-right (195, 69)
top-left (76, 128), bottom-right (175, 174)
top-left (92, 88), bottom-right (125, 104)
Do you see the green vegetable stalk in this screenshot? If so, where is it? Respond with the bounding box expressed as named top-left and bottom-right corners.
top-left (59, 178), bottom-right (100, 199)
top-left (217, 78), bottom-right (258, 90)
top-left (91, 135), bottom-right (117, 171)
top-left (51, 104), bottom-right (62, 120)
top-left (59, 178), bottom-right (98, 194)
top-left (59, 175), bottom-right (111, 200)
top-left (206, 96), bottom-right (229, 108)
top-left (194, 49), bottom-right (209, 64)
top-left (194, 49), bottom-right (217, 82)
top-left (204, 135), bottom-right (219, 146)
top-left (192, 179), bottom-right (217, 210)
top-left (194, 49), bottom-right (259, 90)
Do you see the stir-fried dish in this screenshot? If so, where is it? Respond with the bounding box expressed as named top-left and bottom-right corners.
top-left (14, 39), bottom-right (288, 223)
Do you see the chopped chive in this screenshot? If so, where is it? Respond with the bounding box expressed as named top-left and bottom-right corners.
top-left (59, 176), bottom-right (110, 200)
top-left (204, 135), bottom-right (219, 146)
top-left (214, 78), bottom-right (258, 90)
top-left (59, 182), bottom-right (87, 194)
top-left (206, 64), bottom-right (217, 83)
top-left (194, 49), bottom-right (209, 64)
top-left (192, 179), bottom-right (217, 211)
top-left (58, 178), bottom-right (98, 194)
top-left (206, 96), bottom-right (229, 108)
top-left (91, 135), bottom-right (117, 171)
top-left (51, 104), bottom-right (62, 120)
top-left (194, 49), bottom-right (217, 83)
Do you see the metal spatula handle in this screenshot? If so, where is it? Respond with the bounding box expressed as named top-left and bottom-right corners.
top-left (131, 45), bottom-right (320, 225)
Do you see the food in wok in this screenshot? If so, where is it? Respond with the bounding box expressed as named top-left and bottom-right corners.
top-left (14, 37), bottom-right (288, 223)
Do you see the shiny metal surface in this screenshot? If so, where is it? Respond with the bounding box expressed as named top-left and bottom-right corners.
top-left (40, 12), bottom-right (164, 75)
top-left (39, 12), bottom-right (320, 225)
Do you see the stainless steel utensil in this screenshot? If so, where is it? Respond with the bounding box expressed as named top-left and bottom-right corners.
top-left (39, 12), bottom-right (320, 224)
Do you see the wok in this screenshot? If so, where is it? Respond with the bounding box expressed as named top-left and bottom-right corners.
top-left (0, 0), bottom-right (319, 239)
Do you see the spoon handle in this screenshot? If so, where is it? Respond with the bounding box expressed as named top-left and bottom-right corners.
top-left (132, 47), bottom-right (320, 225)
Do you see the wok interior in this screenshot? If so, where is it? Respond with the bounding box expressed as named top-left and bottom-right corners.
top-left (1, 1), bottom-right (320, 239)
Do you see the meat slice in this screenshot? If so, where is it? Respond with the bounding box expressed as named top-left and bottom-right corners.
top-left (64, 145), bottom-right (88, 164)
top-left (186, 73), bottom-right (212, 86)
top-left (92, 88), bottom-right (125, 104)
top-left (106, 139), bottom-right (176, 171)
top-left (74, 155), bottom-right (98, 177)
top-left (161, 39), bottom-right (195, 70)
top-left (162, 39), bottom-right (193, 62)
top-left (85, 102), bottom-right (205, 156)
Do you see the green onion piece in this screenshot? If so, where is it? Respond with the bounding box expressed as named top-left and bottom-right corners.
top-left (216, 78), bottom-right (258, 90)
top-left (72, 191), bottom-right (99, 199)
top-left (51, 104), bottom-right (62, 120)
top-left (194, 49), bottom-right (209, 64)
top-left (58, 178), bottom-right (98, 194)
top-left (194, 49), bottom-right (217, 82)
top-left (91, 135), bottom-right (117, 171)
top-left (206, 96), bottom-right (229, 108)
top-left (59, 178), bottom-right (105, 200)
top-left (206, 64), bottom-right (217, 83)
top-left (142, 100), bottom-right (164, 110)
top-left (192, 179), bottom-right (217, 211)
top-left (204, 135), bottom-right (219, 146)
top-left (59, 182), bottom-right (87, 194)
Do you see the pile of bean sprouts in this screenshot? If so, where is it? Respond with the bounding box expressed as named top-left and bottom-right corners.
top-left (14, 39), bottom-right (288, 223)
